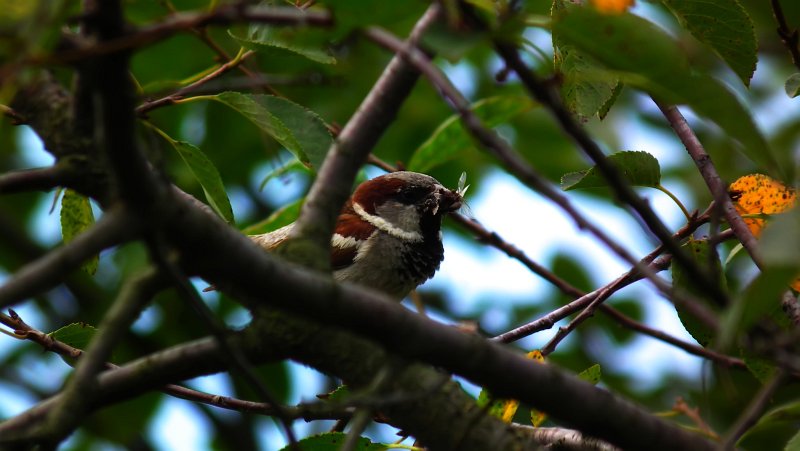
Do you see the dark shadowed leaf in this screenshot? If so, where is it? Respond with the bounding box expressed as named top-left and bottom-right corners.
top-left (671, 239), bottom-right (723, 347)
top-left (738, 401), bottom-right (800, 446)
top-left (662, 0), bottom-right (757, 86)
top-left (278, 432), bottom-right (388, 450)
top-left (552, 8), bottom-right (778, 176)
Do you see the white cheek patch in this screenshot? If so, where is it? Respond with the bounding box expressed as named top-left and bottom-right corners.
top-left (331, 233), bottom-right (361, 250)
top-left (353, 203), bottom-right (423, 242)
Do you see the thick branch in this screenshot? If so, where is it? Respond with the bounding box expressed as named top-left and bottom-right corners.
top-left (289, 4), bottom-right (441, 266)
top-left (158, 181), bottom-right (716, 450)
top-left (0, 208), bottom-right (135, 311)
top-left (37, 269), bottom-right (165, 445)
top-left (364, 26), bottom-right (719, 330)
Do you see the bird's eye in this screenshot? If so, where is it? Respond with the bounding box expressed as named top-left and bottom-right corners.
top-left (397, 187), bottom-right (424, 204)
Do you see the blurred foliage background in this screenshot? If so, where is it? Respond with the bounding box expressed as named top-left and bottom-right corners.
top-left (2, 0), bottom-right (800, 449)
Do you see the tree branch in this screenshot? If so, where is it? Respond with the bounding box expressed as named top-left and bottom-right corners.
top-left (770, 0), bottom-right (800, 71)
top-left (155, 181), bottom-right (716, 450)
top-left (0, 208), bottom-right (135, 311)
top-left (288, 4), bottom-right (441, 267)
top-left (492, 42), bottom-right (728, 308)
top-left (136, 50), bottom-right (256, 116)
top-left (36, 268), bottom-right (166, 446)
top-left (26, 5), bottom-right (332, 67)
top-left (655, 101), bottom-right (762, 267)
top-left (364, 26), bottom-right (719, 331)
top-left (720, 369), bottom-right (786, 448)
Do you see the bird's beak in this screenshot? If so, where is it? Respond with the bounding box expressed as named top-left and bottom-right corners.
top-left (438, 187), bottom-right (463, 213)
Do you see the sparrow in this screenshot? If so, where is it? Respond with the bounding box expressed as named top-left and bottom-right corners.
top-left (250, 171), bottom-right (463, 300)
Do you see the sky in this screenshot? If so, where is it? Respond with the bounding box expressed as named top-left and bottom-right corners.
top-left (2, 1), bottom-right (798, 448)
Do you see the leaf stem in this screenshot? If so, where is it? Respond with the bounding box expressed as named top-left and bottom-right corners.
top-left (655, 184), bottom-right (691, 221)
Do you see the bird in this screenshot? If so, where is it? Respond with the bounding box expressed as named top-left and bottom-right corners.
top-left (249, 171), bottom-right (463, 301)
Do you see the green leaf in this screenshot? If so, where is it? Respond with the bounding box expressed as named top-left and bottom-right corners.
top-left (671, 239), bottom-right (723, 347)
top-left (318, 384), bottom-right (350, 403)
top-left (60, 189), bottom-right (98, 275)
top-left (278, 432), bottom-right (388, 451)
top-left (598, 82), bottom-right (623, 120)
top-left (241, 198), bottom-right (303, 235)
top-left (212, 92), bottom-right (332, 170)
top-left (172, 140), bottom-right (235, 224)
top-left (719, 265), bottom-right (795, 349)
top-left (48, 322), bottom-right (97, 366)
top-left (408, 96), bottom-right (536, 173)
top-left (561, 151), bottom-right (661, 190)
top-left (718, 208), bottom-right (800, 347)
top-left (785, 73), bottom-right (800, 98)
top-left (552, 8), bottom-right (778, 176)
top-left (228, 29), bottom-right (336, 65)
top-left (759, 208), bottom-right (800, 267)
top-left (476, 387), bottom-right (509, 420)
top-left (553, 0), bottom-right (620, 121)
top-left (743, 355), bottom-right (777, 385)
top-left (577, 363), bottom-right (601, 385)
top-left (662, 0), bottom-right (757, 86)
top-left (785, 429), bottom-right (800, 451)
top-left (738, 401), bottom-right (800, 446)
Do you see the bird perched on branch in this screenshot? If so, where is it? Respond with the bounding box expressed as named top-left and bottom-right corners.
top-left (250, 171), bottom-right (463, 301)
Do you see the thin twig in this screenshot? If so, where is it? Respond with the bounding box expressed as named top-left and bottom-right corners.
top-left (493, 257), bottom-right (669, 344)
top-left (136, 50), bottom-right (255, 116)
top-left (493, 42), bottom-right (728, 308)
top-left (541, 270), bottom-right (649, 356)
top-left (720, 369), bottom-right (786, 448)
top-left (770, 0), bottom-right (800, 71)
top-left (0, 104), bottom-right (26, 124)
top-left (146, 235), bottom-right (300, 447)
top-left (598, 303), bottom-right (745, 369)
top-left (0, 166), bottom-right (67, 194)
top-left (655, 101), bottom-right (762, 268)
top-left (26, 6), bottom-right (332, 67)
top-left (0, 310), bottom-right (352, 422)
top-left (364, 26), bottom-right (720, 331)
top-left (39, 269), bottom-right (166, 445)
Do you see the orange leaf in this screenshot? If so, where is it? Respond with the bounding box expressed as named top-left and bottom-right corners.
top-left (591, 0), bottom-right (635, 14)
top-left (729, 174), bottom-right (800, 291)
top-left (729, 174), bottom-right (796, 238)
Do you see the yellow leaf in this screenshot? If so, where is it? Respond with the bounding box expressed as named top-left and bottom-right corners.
top-left (729, 174), bottom-right (800, 291)
top-left (729, 174), bottom-right (796, 238)
top-left (500, 399), bottom-right (519, 423)
top-left (483, 350), bottom-right (546, 424)
top-left (591, 0), bottom-right (635, 14)
top-left (525, 350), bottom-right (548, 426)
